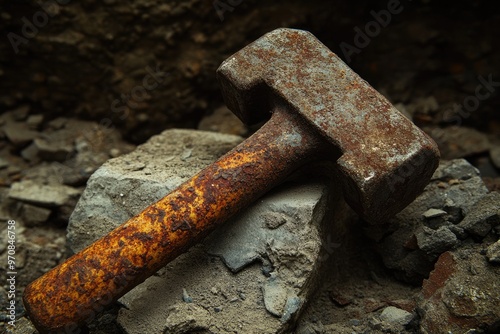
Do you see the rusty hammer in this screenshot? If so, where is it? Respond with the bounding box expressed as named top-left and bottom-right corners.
top-left (23, 28), bottom-right (439, 333)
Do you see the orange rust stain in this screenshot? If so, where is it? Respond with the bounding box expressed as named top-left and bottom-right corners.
top-left (422, 251), bottom-right (456, 299)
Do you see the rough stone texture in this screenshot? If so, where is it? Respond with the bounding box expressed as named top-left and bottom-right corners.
top-left (68, 129), bottom-right (339, 333)
top-left (458, 191), bottom-right (500, 239)
top-left (366, 159), bottom-right (489, 284)
top-left (486, 240), bottom-right (500, 264)
top-left (419, 246), bottom-right (500, 334)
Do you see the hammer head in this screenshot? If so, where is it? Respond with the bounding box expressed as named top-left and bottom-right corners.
top-left (217, 28), bottom-right (439, 223)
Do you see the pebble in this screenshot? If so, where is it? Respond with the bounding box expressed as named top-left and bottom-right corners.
top-left (458, 192), bottom-right (500, 239)
top-left (26, 114), bottom-right (44, 129)
top-left (422, 208), bottom-right (447, 219)
top-left (379, 306), bottom-right (414, 326)
top-left (20, 203), bottom-right (52, 226)
top-left (3, 122), bottom-right (39, 146)
top-left (416, 226), bottom-right (459, 258)
top-left (182, 288), bottom-right (193, 303)
top-left (486, 240), bottom-right (500, 264)
top-left (9, 180), bottom-right (81, 207)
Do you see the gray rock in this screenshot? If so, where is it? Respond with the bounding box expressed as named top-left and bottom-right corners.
top-left (458, 192), bottom-right (500, 239)
top-left (3, 121), bottom-right (39, 146)
top-left (8, 180), bottom-right (81, 208)
top-left (370, 159), bottom-right (489, 283)
top-left (422, 208), bottom-right (447, 219)
top-left (19, 203), bottom-right (52, 226)
top-left (380, 306), bottom-right (414, 327)
top-left (486, 240), bottom-right (500, 264)
top-left (33, 138), bottom-right (74, 162)
top-left (416, 226), bottom-right (458, 258)
top-left (68, 129), bottom-right (338, 334)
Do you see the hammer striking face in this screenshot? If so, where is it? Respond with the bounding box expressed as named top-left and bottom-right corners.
top-left (23, 28), bottom-right (439, 333)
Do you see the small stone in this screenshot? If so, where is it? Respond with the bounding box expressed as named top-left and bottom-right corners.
top-left (281, 296), bottom-right (301, 323)
top-left (180, 148), bottom-right (192, 161)
top-left (9, 180), bottom-right (81, 207)
top-left (263, 212), bottom-right (288, 229)
top-left (110, 148), bottom-right (121, 157)
top-left (416, 226), bottom-right (459, 258)
top-left (379, 306), bottom-right (414, 327)
top-left (182, 288), bottom-right (193, 303)
top-left (458, 192), bottom-right (500, 238)
top-left (20, 203), bottom-right (52, 226)
top-left (262, 277), bottom-right (288, 317)
top-left (26, 114), bottom-right (44, 129)
top-left (422, 208), bottom-right (447, 219)
top-left (20, 143), bottom-right (41, 163)
top-left (8, 316), bottom-right (37, 334)
top-left (3, 122), bottom-right (39, 146)
top-left (486, 240), bottom-right (500, 264)
top-left (162, 303), bottom-right (211, 333)
top-left (34, 138), bottom-right (73, 162)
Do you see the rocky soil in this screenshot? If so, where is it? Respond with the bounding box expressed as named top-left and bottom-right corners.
top-left (1, 1), bottom-right (500, 334)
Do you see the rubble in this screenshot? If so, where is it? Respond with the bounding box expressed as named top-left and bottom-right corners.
top-left (67, 129), bottom-right (339, 333)
top-left (458, 191), bottom-right (500, 239)
top-left (415, 226), bottom-right (458, 259)
top-left (368, 159), bottom-right (490, 284)
top-left (419, 246), bottom-right (500, 333)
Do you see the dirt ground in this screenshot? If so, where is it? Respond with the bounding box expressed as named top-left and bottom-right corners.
top-left (1, 1), bottom-right (499, 333)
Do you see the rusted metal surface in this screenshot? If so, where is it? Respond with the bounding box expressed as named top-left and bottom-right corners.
top-left (217, 28), bottom-right (440, 222)
top-left (23, 108), bottom-right (327, 333)
top-left (23, 28), bottom-right (439, 333)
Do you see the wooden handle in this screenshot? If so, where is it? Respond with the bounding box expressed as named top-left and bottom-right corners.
top-left (23, 108), bottom-right (326, 333)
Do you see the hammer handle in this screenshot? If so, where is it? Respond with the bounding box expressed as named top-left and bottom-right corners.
top-left (23, 108), bottom-right (326, 333)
